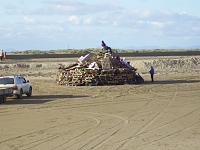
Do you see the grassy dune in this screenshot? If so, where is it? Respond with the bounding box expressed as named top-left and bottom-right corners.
top-left (10, 48), bottom-right (200, 55)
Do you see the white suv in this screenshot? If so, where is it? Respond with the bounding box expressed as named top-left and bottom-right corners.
top-left (0, 75), bottom-right (32, 98)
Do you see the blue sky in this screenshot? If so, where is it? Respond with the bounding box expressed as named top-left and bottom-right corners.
top-left (0, 0), bottom-right (200, 50)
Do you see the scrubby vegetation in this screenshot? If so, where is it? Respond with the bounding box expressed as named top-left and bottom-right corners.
top-left (11, 48), bottom-right (200, 55)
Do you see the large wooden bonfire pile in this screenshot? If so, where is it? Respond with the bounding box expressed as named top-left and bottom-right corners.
top-left (57, 52), bottom-right (137, 86)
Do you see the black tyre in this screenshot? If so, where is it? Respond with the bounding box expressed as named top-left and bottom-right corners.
top-left (0, 96), bottom-right (3, 104)
top-left (26, 87), bottom-right (32, 97)
top-left (3, 96), bottom-right (6, 103)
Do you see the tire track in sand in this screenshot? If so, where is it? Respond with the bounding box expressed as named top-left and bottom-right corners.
top-left (115, 86), bottom-right (178, 150)
top-left (0, 113), bottom-right (100, 150)
top-left (52, 111), bottom-right (128, 150)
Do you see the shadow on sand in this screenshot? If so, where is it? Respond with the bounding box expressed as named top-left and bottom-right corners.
top-left (145, 80), bottom-right (200, 85)
top-left (5, 95), bottom-right (89, 105)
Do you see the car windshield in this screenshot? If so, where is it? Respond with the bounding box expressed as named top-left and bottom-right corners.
top-left (0, 78), bottom-right (14, 84)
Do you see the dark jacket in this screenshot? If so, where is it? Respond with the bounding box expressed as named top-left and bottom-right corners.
top-left (149, 66), bottom-right (154, 75)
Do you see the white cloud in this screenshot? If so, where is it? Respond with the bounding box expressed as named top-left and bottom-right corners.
top-left (112, 21), bottom-right (119, 26)
top-left (67, 15), bottom-right (80, 25)
top-left (140, 10), bottom-right (152, 18)
top-left (0, 27), bottom-right (10, 32)
top-left (83, 17), bottom-right (93, 25)
top-left (23, 16), bottom-right (35, 24)
top-left (150, 21), bottom-right (165, 29)
top-left (54, 3), bottom-right (77, 12)
top-left (1, 0), bottom-right (200, 49)
top-left (46, 0), bottom-right (121, 16)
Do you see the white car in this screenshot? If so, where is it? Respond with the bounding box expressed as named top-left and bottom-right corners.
top-left (0, 75), bottom-right (32, 98)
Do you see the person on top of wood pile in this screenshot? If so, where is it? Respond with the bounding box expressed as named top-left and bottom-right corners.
top-left (101, 40), bottom-right (112, 54)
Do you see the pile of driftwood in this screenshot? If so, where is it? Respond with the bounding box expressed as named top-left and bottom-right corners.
top-left (57, 52), bottom-right (137, 86)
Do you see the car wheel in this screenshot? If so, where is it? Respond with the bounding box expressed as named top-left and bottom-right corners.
top-left (0, 96), bottom-right (3, 104)
top-left (26, 87), bottom-right (32, 97)
top-left (17, 89), bottom-right (23, 99)
top-left (3, 96), bottom-right (6, 103)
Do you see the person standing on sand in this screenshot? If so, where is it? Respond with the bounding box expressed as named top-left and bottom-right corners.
top-left (149, 66), bottom-right (155, 82)
top-left (4, 51), bottom-right (6, 60)
top-left (0, 49), bottom-right (4, 61)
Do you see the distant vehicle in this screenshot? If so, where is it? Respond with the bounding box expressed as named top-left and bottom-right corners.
top-left (0, 75), bottom-right (32, 99)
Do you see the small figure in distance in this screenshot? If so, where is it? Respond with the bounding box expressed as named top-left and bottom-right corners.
top-left (4, 51), bottom-right (6, 60)
top-left (0, 49), bottom-right (4, 61)
top-left (149, 66), bottom-right (155, 82)
top-left (101, 40), bottom-right (112, 54)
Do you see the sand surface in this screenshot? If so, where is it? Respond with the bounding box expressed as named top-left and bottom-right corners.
top-left (0, 56), bottom-right (200, 150)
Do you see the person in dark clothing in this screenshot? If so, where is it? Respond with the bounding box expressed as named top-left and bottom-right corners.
top-left (0, 49), bottom-right (4, 61)
top-left (101, 41), bottom-right (106, 48)
top-left (149, 66), bottom-right (155, 82)
top-left (101, 41), bottom-right (112, 54)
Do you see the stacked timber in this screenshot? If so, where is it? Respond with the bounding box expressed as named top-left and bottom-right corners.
top-left (57, 51), bottom-right (137, 86)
